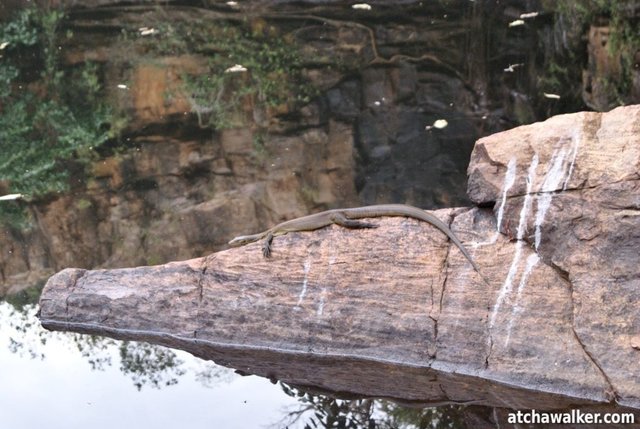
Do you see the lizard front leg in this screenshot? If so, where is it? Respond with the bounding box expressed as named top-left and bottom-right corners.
top-left (262, 232), bottom-right (274, 258)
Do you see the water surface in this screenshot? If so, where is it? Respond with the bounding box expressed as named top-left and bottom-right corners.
top-left (0, 300), bottom-right (299, 429)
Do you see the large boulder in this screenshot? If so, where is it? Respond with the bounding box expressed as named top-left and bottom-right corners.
top-left (39, 105), bottom-right (640, 415)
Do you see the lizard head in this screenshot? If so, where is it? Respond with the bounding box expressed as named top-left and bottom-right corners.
top-left (228, 234), bottom-right (260, 247)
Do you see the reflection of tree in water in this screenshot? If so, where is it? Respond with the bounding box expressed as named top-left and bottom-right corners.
top-left (0, 297), bottom-right (226, 390)
top-left (277, 383), bottom-right (466, 429)
top-left (71, 333), bottom-right (191, 390)
top-left (377, 402), bottom-right (466, 429)
top-left (73, 333), bottom-right (115, 370)
top-left (2, 301), bottom-right (48, 360)
top-left (118, 341), bottom-right (186, 390)
top-left (192, 361), bottom-right (236, 388)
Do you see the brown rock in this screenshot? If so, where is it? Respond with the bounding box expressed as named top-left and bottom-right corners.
top-left (128, 56), bottom-right (203, 125)
top-left (467, 104), bottom-right (640, 410)
top-left (582, 25), bottom-right (623, 111)
top-left (4, 0), bottom-right (595, 295)
top-left (38, 208), bottom-right (579, 409)
top-left (39, 105), bottom-right (640, 411)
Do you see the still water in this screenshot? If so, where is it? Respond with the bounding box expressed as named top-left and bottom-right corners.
top-left (1, 298), bottom-right (459, 428)
top-left (0, 300), bottom-right (300, 429)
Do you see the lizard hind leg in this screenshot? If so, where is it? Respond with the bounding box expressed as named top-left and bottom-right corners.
top-left (330, 212), bottom-right (378, 229)
top-left (262, 232), bottom-right (274, 258)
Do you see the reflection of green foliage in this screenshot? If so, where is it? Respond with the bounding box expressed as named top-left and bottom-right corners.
top-left (277, 383), bottom-right (466, 429)
top-left (252, 129), bottom-right (269, 163)
top-left (193, 363), bottom-right (236, 388)
top-left (4, 281), bottom-right (45, 310)
top-left (74, 334), bottom-right (116, 371)
top-left (604, 4), bottom-right (639, 103)
top-left (75, 198), bottom-right (93, 210)
top-left (379, 401), bottom-right (466, 429)
top-left (278, 383), bottom-right (377, 429)
top-left (536, 8), bottom-right (584, 112)
top-left (119, 341), bottom-right (186, 390)
top-left (540, 61), bottom-right (573, 94)
top-left (0, 8), bottom-right (38, 46)
top-left (2, 303), bottom-right (47, 360)
top-left (2, 301), bottom-right (230, 392)
top-left (0, 8), bottom-right (121, 227)
top-left (145, 20), bottom-right (317, 130)
top-left (144, 254), bottom-right (164, 266)
top-left (546, 0), bottom-right (639, 106)
top-left (300, 185), bottom-right (317, 206)
top-left (0, 202), bottom-right (30, 230)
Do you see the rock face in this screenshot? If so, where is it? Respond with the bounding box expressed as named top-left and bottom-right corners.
top-left (40, 106), bottom-right (640, 413)
top-left (37, 209), bottom-right (604, 411)
top-left (467, 104), bottom-right (640, 410)
top-left (7, 0), bottom-right (638, 296)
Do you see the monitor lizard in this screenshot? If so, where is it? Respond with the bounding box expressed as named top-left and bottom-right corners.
top-left (228, 204), bottom-right (480, 273)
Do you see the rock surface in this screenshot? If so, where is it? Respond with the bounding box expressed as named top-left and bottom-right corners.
top-left (39, 105), bottom-right (640, 412)
top-left (467, 104), bottom-right (640, 411)
top-left (8, 0), bottom-right (639, 296)
top-left (34, 208), bottom-right (597, 410)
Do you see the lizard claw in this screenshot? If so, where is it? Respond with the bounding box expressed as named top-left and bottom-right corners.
top-left (262, 243), bottom-right (272, 258)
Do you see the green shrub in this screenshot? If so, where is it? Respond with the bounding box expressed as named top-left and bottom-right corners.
top-left (0, 9), bottom-right (118, 226)
top-left (548, 0), bottom-right (639, 104)
top-left (139, 20), bottom-right (317, 130)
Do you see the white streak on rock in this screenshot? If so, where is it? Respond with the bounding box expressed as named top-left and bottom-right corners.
top-left (564, 128), bottom-right (582, 190)
top-left (297, 260), bottom-right (312, 306)
top-left (482, 157), bottom-right (517, 246)
top-left (504, 253), bottom-right (539, 347)
top-left (489, 154), bottom-right (538, 331)
top-left (534, 148), bottom-right (568, 250)
top-left (490, 240), bottom-right (522, 331)
top-left (496, 157), bottom-right (517, 232)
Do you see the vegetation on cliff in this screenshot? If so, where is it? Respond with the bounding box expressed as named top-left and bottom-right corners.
top-left (0, 8), bottom-right (117, 225)
top-left (543, 0), bottom-right (640, 108)
top-left (0, 10), bottom-right (319, 228)
top-left (137, 18), bottom-right (318, 130)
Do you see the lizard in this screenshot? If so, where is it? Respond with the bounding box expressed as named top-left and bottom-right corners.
top-left (228, 204), bottom-right (480, 273)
